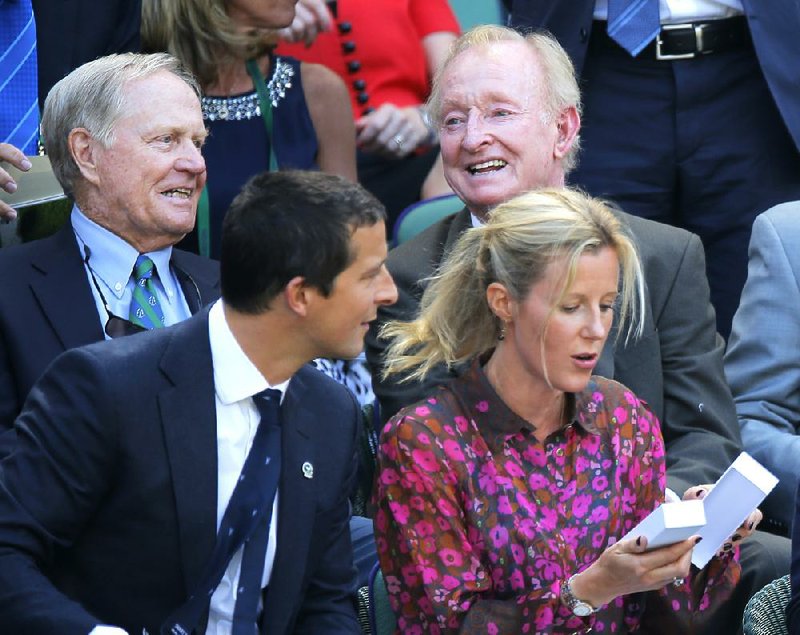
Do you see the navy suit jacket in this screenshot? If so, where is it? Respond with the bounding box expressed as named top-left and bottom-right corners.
top-left (0, 223), bottom-right (220, 452)
top-left (507, 0), bottom-right (800, 152)
top-left (0, 308), bottom-right (361, 634)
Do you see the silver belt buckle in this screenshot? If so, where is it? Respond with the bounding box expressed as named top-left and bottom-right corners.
top-left (656, 22), bottom-right (700, 60)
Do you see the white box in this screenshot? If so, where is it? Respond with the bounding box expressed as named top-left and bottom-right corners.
top-left (622, 500), bottom-right (707, 550)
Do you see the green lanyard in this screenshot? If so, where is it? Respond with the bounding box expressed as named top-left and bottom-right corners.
top-left (196, 59), bottom-right (280, 257)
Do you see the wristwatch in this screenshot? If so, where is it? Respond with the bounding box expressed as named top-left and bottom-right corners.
top-left (561, 574), bottom-right (599, 617)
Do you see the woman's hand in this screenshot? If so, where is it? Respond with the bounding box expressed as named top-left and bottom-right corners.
top-left (355, 104), bottom-right (429, 159)
top-left (277, 0), bottom-right (332, 47)
top-left (0, 142), bottom-right (32, 221)
top-left (570, 535), bottom-right (700, 609)
top-left (683, 484), bottom-right (762, 557)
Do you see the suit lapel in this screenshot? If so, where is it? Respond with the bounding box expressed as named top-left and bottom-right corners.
top-left (157, 310), bottom-right (219, 597)
top-left (171, 249), bottom-right (220, 314)
top-left (263, 369), bottom-right (317, 631)
top-left (29, 225), bottom-right (104, 349)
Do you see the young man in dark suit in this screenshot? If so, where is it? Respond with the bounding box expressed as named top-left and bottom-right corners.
top-left (0, 169), bottom-right (397, 634)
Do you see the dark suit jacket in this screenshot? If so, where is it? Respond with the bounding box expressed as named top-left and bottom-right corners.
top-left (365, 208), bottom-right (742, 497)
top-left (0, 223), bottom-right (221, 453)
top-left (507, 0), bottom-right (800, 152)
top-left (0, 309), bottom-right (361, 634)
top-left (31, 0), bottom-right (141, 109)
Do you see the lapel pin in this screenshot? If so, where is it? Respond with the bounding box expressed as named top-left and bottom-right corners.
top-left (302, 461), bottom-right (314, 479)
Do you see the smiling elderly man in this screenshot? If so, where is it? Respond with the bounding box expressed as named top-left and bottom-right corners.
top-left (0, 53), bottom-right (220, 452)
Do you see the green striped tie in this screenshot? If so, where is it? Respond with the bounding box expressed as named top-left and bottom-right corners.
top-left (128, 255), bottom-right (165, 329)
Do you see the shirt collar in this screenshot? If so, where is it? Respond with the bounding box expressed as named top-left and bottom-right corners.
top-left (208, 300), bottom-right (288, 406)
top-left (71, 205), bottom-right (176, 299)
top-left (455, 357), bottom-right (596, 453)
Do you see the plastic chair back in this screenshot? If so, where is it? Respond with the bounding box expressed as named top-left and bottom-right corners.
top-left (392, 194), bottom-right (462, 246)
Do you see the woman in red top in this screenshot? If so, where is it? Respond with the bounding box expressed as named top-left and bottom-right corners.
top-left (277, 0), bottom-right (460, 228)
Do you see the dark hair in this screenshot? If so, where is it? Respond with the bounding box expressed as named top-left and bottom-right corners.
top-left (220, 170), bottom-right (386, 314)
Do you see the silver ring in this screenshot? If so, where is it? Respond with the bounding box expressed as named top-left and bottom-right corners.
top-left (672, 577), bottom-right (685, 587)
top-left (393, 135), bottom-right (404, 149)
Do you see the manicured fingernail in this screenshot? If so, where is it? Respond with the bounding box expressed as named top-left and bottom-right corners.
top-left (695, 489), bottom-right (706, 498)
top-left (749, 522), bottom-right (754, 530)
top-left (20, 159), bottom-right (32, 170)
top-left (636, 537), bottom-right (642, 547)
top-left (732, 535), bottom-right (742, 542)
top-left (3, 181), bottom-right (16, 193)
top-left (694, 537), bottom-right (703, 544)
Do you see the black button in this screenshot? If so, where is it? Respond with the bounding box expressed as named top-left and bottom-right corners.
top-left (580, 27), bottom-right (588, 42)
top-left (338, 21), bottom-right (352, 34)
top-left (347, 60), bottom-right (361, 73)
top-left (362, 107), bottom-right (375, 116)
top-left (342, 41), bottom-right (356, 54)
top-left (353, 79), bottom-right (366, 90)
top-left (357, 92), bottom-right (369, 104)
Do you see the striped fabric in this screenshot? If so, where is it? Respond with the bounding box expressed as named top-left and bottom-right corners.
top-left (607, 0), bottom-right (661, 56)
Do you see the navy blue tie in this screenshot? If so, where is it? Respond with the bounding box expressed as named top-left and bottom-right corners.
top-left (0, 0), bottom-right (39, 154)
top-left (162, 389), bottom-right (283, 635)
top-left (607, 0), bottom-right (660, 57)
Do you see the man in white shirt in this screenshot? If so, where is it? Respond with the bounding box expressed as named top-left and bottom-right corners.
top-left (0, 169), bottom-right (397, 634)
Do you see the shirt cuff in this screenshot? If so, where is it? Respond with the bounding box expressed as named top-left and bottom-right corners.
top-left (90, 627), bottom-right (129, 635)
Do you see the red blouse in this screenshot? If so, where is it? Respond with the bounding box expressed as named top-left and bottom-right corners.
top-left (275, 0), bottom-right (460, 118)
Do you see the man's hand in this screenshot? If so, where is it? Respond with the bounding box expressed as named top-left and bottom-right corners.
top-left (278, 0), bottom-right (332, 47)
top-left (0, 143), bottom-right (32, 221)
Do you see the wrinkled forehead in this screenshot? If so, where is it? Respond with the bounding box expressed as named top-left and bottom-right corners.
top-left (440, 42), bottom-right (543, 111)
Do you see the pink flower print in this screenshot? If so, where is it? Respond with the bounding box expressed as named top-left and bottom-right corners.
top-left (522, 444), bottom-right (547, 466)
top-left (476, 400), bottom-right (489, 412)
top-left (504, 460), bottom-right (525, 478)
top-left (533, 557), bottom-right (562, 582)
top-left (592, 474), bottom-right (609, 491)
top-left (414, 519), bottom-right (435, 537)
top-left (375, 536), bottom-right (388, 554)
top-left (518, 518), bottom-right (537, 540)
top-left (510, 568), bottom-right (525, 590)
top-left (497, 495), bottom-right (513, 515)
top-left (380, 468), bottom-right (400, 485)
top-left (409, 495), bottom-right (426, 511)
top-left (624, 390), bottom-right (639, 406)
top-left (590, 505), bottom-right (610, 523)
top-left (418, 596), bottom-right (433, 615)
top-left (593, 391), bottom-right (605, 403)
top-left (411, 448), bottom-right (438, 472)
top-left (443, 424), bottom-right (455, 436)
top-left (539, 507), bottom-right (558, 532)
top-left (534, 605), bottom-right (555, 630)
top-left (613, 406), bottom-right (628, 424)
top-left (415, 405), bottom-right (431, 417)
top-left (454, 415), bottom-right (469, 432)
top-left (400, 564), bottom-right (418, 586)
top-left (489, 525), bottom-right (509, 548)
top-left (488, 624), bottom-right (499, 635)
top-left (436, 515), bottom-right (450, 531)
top-left (442, 574), bottom-right (461, 590)
top-left (511, 543), bottom-right (525, 565)
top-left (384, 574), bottom-right (401, 594)
top-left (417, 432), bottom-right (431, 445)
top-left (389, 501), bottom-right (410, 525)
top-left (436, 497), bottom-right (458, 517)
top-left (528, 472), bottom-right (549, 490)
top-left (421, 565), bottom-right (439, 584)
top-left (591, 528), bottom-right (607, 549)
top-left (637, 415), bottom-right (650, 435)
top-left (478, 463), bottom-right (499, 495)
top-left (443, 439), bottom-right (465, 462)
top-left (375, 508), bottom-right (388, 531)
top-left (439, 548), bottom-right (464, 567)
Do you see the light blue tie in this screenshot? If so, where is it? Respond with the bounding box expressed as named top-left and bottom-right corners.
top-left (0, 0), bottom-right (39, 154)
top-left (607, 0), bottom-right (661, 57)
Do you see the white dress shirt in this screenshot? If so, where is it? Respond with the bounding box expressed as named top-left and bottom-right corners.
top-left (593, 0), bottom-right (744, 23)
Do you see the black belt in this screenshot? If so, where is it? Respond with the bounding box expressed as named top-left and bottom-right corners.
top-left (595, 16), bottom-right (751, 60)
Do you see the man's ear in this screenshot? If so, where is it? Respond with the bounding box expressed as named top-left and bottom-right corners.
top-left (554, 106), bottom-right (580, 160)
top-left (283, 276), bottom-right (312, 317)
top-left (486, 282), bottom-right (514, 323)
top-left (68, 128), bottom-right (102, 186)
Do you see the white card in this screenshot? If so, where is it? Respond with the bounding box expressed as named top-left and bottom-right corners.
top-left (622, 500), bottom-right (706, 550)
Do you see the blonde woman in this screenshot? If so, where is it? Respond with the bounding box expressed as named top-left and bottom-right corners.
top-left (142, 0), bottom-right (355, 258)
top-left (375, 188), bottom-right (740, 633)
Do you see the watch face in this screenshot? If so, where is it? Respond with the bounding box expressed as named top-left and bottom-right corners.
top-left (573, 601), bottom-right (594, 617)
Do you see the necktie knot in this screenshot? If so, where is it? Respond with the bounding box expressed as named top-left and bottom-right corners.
top-left (254, 389), bottom-right (282, 428)
top-left (133, 254), bottom-right (156, 283)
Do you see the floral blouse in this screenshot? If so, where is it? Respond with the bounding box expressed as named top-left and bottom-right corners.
top-left (373, 362), bottom-right (739, 634)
